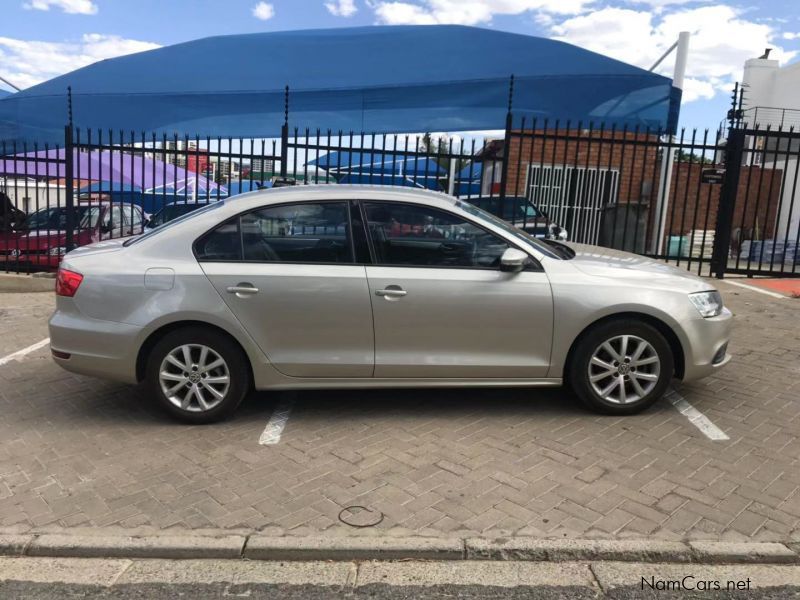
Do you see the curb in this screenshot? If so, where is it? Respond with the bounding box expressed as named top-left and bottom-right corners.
top-left (465, 538), bottom-right (694, 563)
top-left (244, 535), bottom-right (464, 561)
top-left (25, 533), bottom-right (246, 560)
top-left (1, 533), bottom-right (799, 564)
top-left (0, 273), bottom-right (54, 293)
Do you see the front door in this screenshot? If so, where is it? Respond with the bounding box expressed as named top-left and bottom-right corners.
top-left (199, 200), bottom-right (374, 378)
top-left (362, 201), bottom-right (553, 378)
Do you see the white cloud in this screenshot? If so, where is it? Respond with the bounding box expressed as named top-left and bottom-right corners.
top-left (326, 0), bottom-right (358, 17)
top-left (0, 34), bottom-right (160, 90)
top-left (23, 0), bottom-right (98, 14)
top-left (372, 0), bottom-right (588, 26)
top-left (783, 32), bottom-right (800, 41)
top-left (552, 5), bottom-right (796, 103)
top-left (252, 1), bottom-right (275, 20)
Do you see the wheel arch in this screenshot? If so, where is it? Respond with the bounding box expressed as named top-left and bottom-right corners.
top-left (563, 312), bottom-right (686, 381)
top-left (135, 320), bottom-right (255, 386)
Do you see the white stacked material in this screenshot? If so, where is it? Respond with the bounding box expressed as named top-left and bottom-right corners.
top-left (689, 230), bottom-right (714, 258)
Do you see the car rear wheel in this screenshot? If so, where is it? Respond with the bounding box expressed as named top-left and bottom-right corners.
top-left (568, 320), bottom-right (674, 415)
top-left (146, 327), bottom-right (249, 423)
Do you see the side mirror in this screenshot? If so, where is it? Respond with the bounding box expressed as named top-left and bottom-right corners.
top-left (500, 247), bottom-right (530, 273)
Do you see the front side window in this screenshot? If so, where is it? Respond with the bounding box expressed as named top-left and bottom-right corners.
top-left (363, 201), bottom-right (510, 269)
top-left (195, 201), bottom-right (353, 264)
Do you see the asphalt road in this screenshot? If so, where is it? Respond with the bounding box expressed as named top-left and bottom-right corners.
top-left (2, 581), bottom-right (800, 599)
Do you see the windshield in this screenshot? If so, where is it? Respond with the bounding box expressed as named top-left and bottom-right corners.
top-left (24, 206), bottom-right (101, 231)
top-left (125, 200), bottom-right (223, 246)
top-left (456, 199), bottom-right (560, 259)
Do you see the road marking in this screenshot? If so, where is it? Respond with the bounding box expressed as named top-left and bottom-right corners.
top-left (722, 279), bottom-right (786, 299)
top-left (666, 388), bottom-right (729, 441)
top-left (0, 338), bottom-right (50, 367)
top-left (259, 396), bottom-right (294, 445)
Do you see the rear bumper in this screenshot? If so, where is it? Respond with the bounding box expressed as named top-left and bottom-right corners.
top-left (680, 307), bottom-right (734, 382)
top-left (49, 302), bottom-right (141, 384)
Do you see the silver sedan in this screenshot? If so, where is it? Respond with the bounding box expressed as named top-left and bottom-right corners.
top-left (49, 186), bottom-right (732, 423)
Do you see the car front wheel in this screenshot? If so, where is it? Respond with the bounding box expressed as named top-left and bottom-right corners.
top-left (568, 320), bottom-right (674, 415)
top-left (146, 327), bottom-right (249, 423)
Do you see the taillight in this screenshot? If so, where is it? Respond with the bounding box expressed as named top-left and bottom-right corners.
top-left (55, 268), bottom-right (84, 297)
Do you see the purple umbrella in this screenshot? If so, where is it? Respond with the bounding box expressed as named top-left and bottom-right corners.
top-left (0, 148), bottom-right (224, 196)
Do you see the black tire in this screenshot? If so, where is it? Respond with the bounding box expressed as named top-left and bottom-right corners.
top-left (145, 326), bottom-right (250, 424)
top-left (567, 319), bottom-right (674, 415)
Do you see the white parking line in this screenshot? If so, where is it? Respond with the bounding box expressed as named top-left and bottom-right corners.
top-left (722, 279), bottom-right (786, 299)
top-left (0, 338), bottom-right (50, 367)
top-left (259, 396), bottom-right (294, 445)
top-left (666, 388), bottom-right (729, 441)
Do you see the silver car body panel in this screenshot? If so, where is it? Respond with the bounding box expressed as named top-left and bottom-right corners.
top-left (49, 185), bottom-right (732, 390)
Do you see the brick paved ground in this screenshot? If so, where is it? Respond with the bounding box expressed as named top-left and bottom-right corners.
top-left (0, 282), bottom-right (798, 542)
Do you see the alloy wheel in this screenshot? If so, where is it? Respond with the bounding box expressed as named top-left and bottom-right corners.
top-left (588, 334), bottom-right (660, 405)
top-left (159, 344), bottom-right (230, 412)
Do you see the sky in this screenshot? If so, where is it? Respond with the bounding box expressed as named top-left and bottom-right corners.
top-left (1, 0), bottom-right (799, 132)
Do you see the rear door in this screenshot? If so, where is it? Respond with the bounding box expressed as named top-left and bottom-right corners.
top-left (198, 200), bottom-right (374, 378)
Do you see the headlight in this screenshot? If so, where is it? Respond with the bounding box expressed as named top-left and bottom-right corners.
top-left (49, 246), bottom-right (67, 257)
top-left (689, 291), bottom-right (723, 318)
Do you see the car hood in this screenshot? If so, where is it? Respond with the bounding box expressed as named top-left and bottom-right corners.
top-left (562, 242), bottom-right (714, 292)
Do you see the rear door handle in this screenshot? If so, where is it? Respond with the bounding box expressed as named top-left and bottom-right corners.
top-left (375, 288), bottom-right (407, 297)
top-left (226, 284), bottom-right (259, 296)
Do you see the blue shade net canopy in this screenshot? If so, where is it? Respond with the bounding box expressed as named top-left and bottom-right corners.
top-left (309, 150), bottom-right (445, 189)
top-left (0, 25), bottom-right (679, 147)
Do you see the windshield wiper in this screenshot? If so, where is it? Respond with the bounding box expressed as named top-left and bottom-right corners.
top-left (543, 239), bottom-right (575, 260)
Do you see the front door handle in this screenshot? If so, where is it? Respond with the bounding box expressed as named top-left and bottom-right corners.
top-left (375, 287), bottom-right (407, 298)
top-left (226, 283), bottom-right (259, 296)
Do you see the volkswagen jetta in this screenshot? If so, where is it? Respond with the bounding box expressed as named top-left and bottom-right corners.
top-left (49, 186), bottom-right (732, 423)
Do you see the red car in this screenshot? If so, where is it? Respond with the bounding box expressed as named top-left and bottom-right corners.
top-left (0, 201), bottom-right (144, 271)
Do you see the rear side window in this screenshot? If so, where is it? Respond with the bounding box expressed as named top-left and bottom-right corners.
top-left (195, 201), bottom-right (354, 264)
top-left (195, 219), bottom-right (241, 261)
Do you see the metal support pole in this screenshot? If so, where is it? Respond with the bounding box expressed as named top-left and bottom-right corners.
top-left (280, 85), bottom-right (289, 179)
top-left (64, 125), bottom-right (75, 251)
top-left (652, 32), bottom-right (690, 255)
top-left (498, 75), bottom-right (514, 208)
top-left (67, 86), bottom-right (74, 128)
top-left (711, 128), bottom-right (744, 278)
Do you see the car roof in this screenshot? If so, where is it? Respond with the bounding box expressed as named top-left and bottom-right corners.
top-left (225, 184), bottom-right (458, 210)
top-left (160, 199), bottom-right (218, 207)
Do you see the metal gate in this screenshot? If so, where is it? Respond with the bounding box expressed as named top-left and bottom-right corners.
top-left (711, 123), bottom-right (800, 278)
top-left (2, 84), bottom-right (800, 279)
top-left (527, 164), bottom-right (620, 245)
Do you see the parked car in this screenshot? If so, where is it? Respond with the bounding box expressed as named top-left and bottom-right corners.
top-left (0, 200), bottom-right (144, 270)
top-left (468, 196), bottom-right (568, 240)
top-left (145, 199), bottom-right (217, 232)
top-left (0, 191), bottom-right (26, 234)
top-left (49, 186), bottom-right (731, 423)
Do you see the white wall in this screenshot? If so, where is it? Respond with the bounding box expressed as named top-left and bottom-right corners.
top-left (1, 179), bottom-right (67, 212)
top-left (742, 58), bottom-right (800, 127)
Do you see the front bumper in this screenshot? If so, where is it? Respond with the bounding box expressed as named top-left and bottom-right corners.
top-left (680, 307), bottom-right (733, 382)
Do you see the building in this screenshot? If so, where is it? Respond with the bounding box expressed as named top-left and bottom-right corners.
top-left (741, 52), bottom-right (800, 247)
top-left (742, 53), bottom-right (800, 129)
